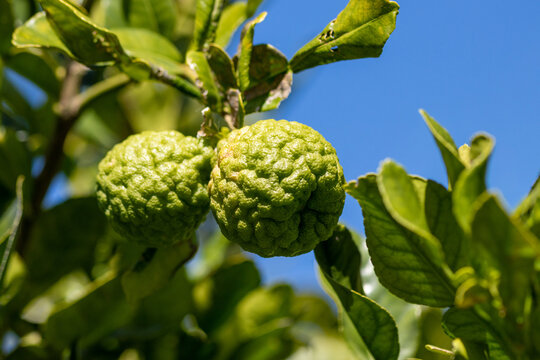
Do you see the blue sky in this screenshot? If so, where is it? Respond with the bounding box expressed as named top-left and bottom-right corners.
top-left (246, 0), bottom-right (540, 291)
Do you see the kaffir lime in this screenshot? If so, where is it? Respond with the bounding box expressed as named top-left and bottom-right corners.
top-left (209, 119), bottom-right (345, 257)
top-left (96, 131), bottom-right (214, 247)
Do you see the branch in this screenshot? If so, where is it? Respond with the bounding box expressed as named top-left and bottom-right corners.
top-left (149, 66), bottom-right (202, 99)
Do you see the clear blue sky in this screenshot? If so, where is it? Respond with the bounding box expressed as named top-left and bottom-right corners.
top-left (245, 0), bottom-right (540, 291)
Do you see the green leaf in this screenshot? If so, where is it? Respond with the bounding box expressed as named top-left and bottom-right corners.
top-left (195, 259), bottom-right (261, 333)
top-left (237, 12), bottom-right (266, 91)
top-left (21, 198), bottom-right (107, 301)
top-left (0, 0), bottom-right (14, 54)
top-left (113, 27), bottom-right (190, 75)
top-left (246, 0), bottom-right (263, 17)
top-left (470, 194), bottom-right (540, 321)
top-left (124, 0), bottom-right (177, 38)
top-left (0, 127), bottom-right (32, 191)
top-left (0, 176), bottom-right (24, 288)
top-left (206, 43), bottom-right (237, 89)
top-left (514, 176), bottom-right (540, 238)
top-left (192, 0), bottom-right (225, 50)
top-left (453, 134), bottom-right (494, 233)
top-left (11, 12), bottom-right (75, 58)
top-left (39, 0), bottom-right (128, 65)
top-left (91, 0), bottom-right (127, 29)
top-left (420, 110), bottom-right (466, 190)
top-left (6, 51), bottom-right (61, 99)
top-left (313, 224), bottom-right (362, 292)
top-left (345, 174), bottom-right (455, 306)
top-left (315, 227), bottom-right (399, 360)
top-left (44, 275), bottom-right (133, 348)
top-left (214, 2), bottom-right (247, 48)
top-left (187, 50), bottom-right (222, 111)
top-left (442, 307), bottom-right (512, 360)
top-left (289, 0), bottom-right (399, 73)
top-left (424, 180), bottom-right (468, 271)
top-left (121, 238), bottom-right (196, 303)
top-left (241, 44), bottom-right (292, 114)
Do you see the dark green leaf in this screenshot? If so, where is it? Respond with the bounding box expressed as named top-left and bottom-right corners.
top-left (424, 180), bottom-right (468, 271)
top-left (290, 0), bottom-right (399, 73)
top-left (196, 259), bottom-right (261, 333)
top-left (6, 52), bottom-right (61, 99)
top-left (420, 110), bottom-right (466, 190)
top-left (453, 134), bottom-right (494, 233)
top-left (345, 174), bottom-right (455, 306)
top-left (121, 238), bottom-right (196, 303)
top-left (132, 268), bottom-right (193, 329)
top-left (514, 176), bottom-right (540, 238)
top-left (22, 197), bottom-right (107, 299)
top-left (192, 0), bottom-right (225, 50)
top-left (314, 224), bottom-right (362, 292)
top-left (0, 176), bottom-right (24, 288)
top-left (0, 127), bottom-right (32, 191)
top-left (44, 275), bottom-right (133, 348)
top-left (237, 12), bottom-right (266, 91)
top-left (442, 307), bottom-right (512, 360)
top-left (0, 0), bottom-right (14, 54)
top-left (316, 228), bottom-right (399, 360)
top-left (187, 50), bottom-right (222, 111)
top-left (11, 12), bottom-right (75, 59)
top-left (124, 0), bottom-right (177, 38)
top-left (470, 194), bottom-right (540, 320)
top-left (206, 44), bottom-right (237, 89)
top-left (39, 0), bottom-right (128, 65)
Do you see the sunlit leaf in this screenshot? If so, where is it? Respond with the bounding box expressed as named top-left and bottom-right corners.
top-left (420, 110), bottom-right (466, 190)
top-left (315, 226), bottom-right (399, 360)
top-left (345, 174), bottom-right (455, 306)
top-left (290, 0), bottom-right (399, 72)
top-left (237, 12), bottom-right (266, 91)
top-left (192, 0), bottom-right (225, 50)
top-left (187, 50), bottom-right (223, 111)
top-left (124, 0), bottom-right (177, 38)
top-left (453, 134), bottom-right (494, 233)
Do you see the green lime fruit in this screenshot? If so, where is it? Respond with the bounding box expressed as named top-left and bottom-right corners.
top-left (209, 119), bottom-right (345, 257)
top-left (96, 131), bottom-right (214, 247)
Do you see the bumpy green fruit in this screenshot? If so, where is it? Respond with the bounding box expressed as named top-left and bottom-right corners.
top-left (96, 131), bottom-right (214, 247)
top-left (209, 119), bottom-right (345, 257)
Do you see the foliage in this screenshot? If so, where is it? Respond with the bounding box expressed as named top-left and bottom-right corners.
top-left (1, 0), bottom-right (538, 359)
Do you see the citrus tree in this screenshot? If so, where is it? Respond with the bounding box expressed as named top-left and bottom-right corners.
top-left (1, 0), bottom-right (539, 359)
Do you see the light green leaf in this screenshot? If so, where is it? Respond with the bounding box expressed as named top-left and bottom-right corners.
top-left (113, 27), bottom-right (190, 75)
top-left (0, 176), bottom-right (24, 288)
top-left (453, 134), bottom-right (494, 232)
top-left (314, 225), bottom-right (362, 292)
top-left (345, 174), bottom-right (455, 306)
top-left (124, 0), bottom-right (177, 38)
top-left (121, 238), bottom-right (196, 303)
top-left (471, 194), bottom-right (540, 321)
top-left (420, 110), bottom-right (466, 190)
top-left (11, 12), bottom-right (75, 58)
top-left (192, 0), bottom-right (225, 50)
top-left (39, 0), bottom-right (128, 65)
top-left (0, 0), bottom-right (14, 54)
top-left (187, 50), bottom-right (222, 111)
top-left (237, 11), bottom-right (267, 91)
top-left (290, 0), bottom-right (399, 73)
top-left (215, 2), bottom-right (247, 49)
top-left (44, 275), bottom-right (133, 348)
top-left (90, 0), bottom-right (127, 28)
top-left (315, 227), bottom-right (399, 360)
top-left (246, 0), bottom-right (263, 17)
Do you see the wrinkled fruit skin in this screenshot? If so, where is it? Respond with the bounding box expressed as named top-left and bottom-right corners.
top-left (209, 119), bottom-right (345, 257)
top-left (96, 131), bottom-right (214, 247)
